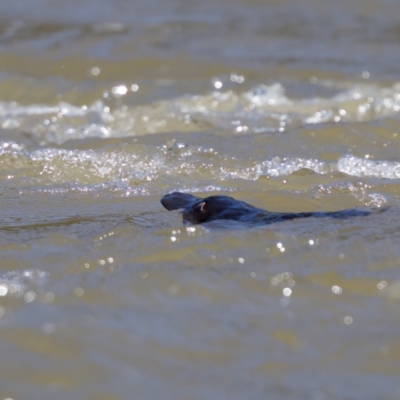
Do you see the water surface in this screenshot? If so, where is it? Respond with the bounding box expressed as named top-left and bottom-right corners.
top-left (1, 0), bottom-right (400, 399)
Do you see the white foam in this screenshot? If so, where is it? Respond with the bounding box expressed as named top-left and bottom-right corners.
top-left (1, 80), bottom-right (400, 144)
top-left (338, 155), bottom-right (400, 179)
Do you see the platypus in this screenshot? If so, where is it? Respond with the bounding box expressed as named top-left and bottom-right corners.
top-left (161, 192), bottom-right (373, 225)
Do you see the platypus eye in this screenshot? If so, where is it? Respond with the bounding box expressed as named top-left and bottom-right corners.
top-left (199, 201), bottom-right (206, 212)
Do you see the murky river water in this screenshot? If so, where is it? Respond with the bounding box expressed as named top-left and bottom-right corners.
top-left (1, 0), bottom-right (400, 399)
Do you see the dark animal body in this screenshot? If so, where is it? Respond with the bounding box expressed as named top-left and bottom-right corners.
top-left (161, 192), bottom-right (373, 225)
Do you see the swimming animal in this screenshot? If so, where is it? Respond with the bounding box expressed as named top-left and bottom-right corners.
top-left (161, 192), bottom-right (373, 225)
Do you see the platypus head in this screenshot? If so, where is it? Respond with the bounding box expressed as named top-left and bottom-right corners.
top-left (181, 196), bottom-right (234, 224)
top-left (161, 192), bottom-right (265, 224)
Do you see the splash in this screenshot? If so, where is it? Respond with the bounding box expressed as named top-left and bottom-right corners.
top-left (338, 155), bottom-right (400, 179)
top-left (0, 136), bottom-right (398, 199)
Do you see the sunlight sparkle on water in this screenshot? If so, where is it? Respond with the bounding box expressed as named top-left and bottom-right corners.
top-left (271, 272), bottom-right (293, 286)
top-left (24, 291), bottom-right (36, 303)
top-left (277, 242), bottom-right (285, 252)
top-left (0, 284), bottom-right (8, 296)
top-left (283, 288), bottom-right (292, 296)
top-left (112, 85), bottom-right (128, 97)
top-left (332, 285), bottom-right (343, 295)
top-left (230, 74), bottom-right (245, 83)
top-left (344, 316), bottom-right (353, 325)
top-left (377, 281), bottom-right (387, 290)
top-left (90, 67), bottom-right (100, 76)
top-left (362, 71), bottom-right (370, 79)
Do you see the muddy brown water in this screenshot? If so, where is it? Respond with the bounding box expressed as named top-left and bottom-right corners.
top-left (1, 0), bottom-right (400, 399)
